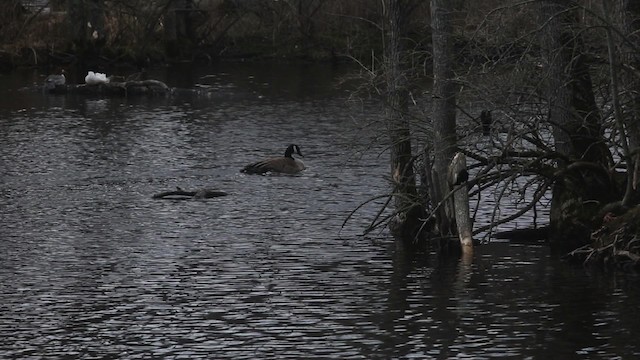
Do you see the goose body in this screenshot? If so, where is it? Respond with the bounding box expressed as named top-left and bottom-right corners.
top-left (44, 71), bottom-right (66, 91)
top-left (242, 144), bottom-right (305, 174)
top-left (85, 71), bottom-right (110, 85)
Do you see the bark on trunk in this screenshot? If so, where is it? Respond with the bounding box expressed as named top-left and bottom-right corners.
top-left (539, 1), bottom-right (615, 249)
top-left (383, 0), bottom-right (422, 242)
top-left (615, 0), bottom-right (640, 202)
top-left (431, 0), bottom-right (461, 252)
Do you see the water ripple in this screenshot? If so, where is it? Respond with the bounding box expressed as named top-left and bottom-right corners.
top-left (2, 64), bottom-right (640, 359)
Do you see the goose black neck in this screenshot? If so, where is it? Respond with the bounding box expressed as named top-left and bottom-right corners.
top-left (284, 145), bottom-right (295, 158)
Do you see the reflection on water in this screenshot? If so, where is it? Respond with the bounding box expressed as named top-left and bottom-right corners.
top-left (1, 63), bottom-right (640, 359)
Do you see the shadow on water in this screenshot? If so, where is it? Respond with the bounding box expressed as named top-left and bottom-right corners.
top-left (1, 62), bottom-right (640, 358)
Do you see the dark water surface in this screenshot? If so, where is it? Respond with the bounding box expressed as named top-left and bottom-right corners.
top-left (1, 63), bottom-right (639, 359)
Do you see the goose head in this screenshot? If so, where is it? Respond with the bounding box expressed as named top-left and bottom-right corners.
top-left (284, 144), bottom-right (304, 159)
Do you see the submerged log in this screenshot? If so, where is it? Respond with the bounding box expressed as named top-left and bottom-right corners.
top-left (44, 79), bottom-right (171, 96)
top-left (153, 188), bottom-right (228, 200)
top-left (494, 226), bottom-right (550, 242)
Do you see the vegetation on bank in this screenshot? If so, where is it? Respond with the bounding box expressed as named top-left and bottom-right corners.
top-left (0, 0), bottom-right (395, 69)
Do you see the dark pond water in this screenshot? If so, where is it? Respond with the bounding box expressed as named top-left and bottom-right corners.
top-left (1, 63), bottom-right (640, 359)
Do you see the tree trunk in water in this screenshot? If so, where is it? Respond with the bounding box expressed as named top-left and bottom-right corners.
top-left (383, 0), bottom-right (422, 242)
top-left (615, 0), bottom-right (640, 202)
top-left (539, 1), bottom-right (615, 250)
top-left (431, 0), bottom-right (463, 253)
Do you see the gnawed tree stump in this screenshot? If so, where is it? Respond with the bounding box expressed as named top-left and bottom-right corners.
top-left (448, 152), bottom-right (473, 253)
top-left (152, 187), bottom-right (228, 200)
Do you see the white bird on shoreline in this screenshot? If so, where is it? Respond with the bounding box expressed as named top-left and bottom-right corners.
top-left (85, 71), bottom-right (110, 85)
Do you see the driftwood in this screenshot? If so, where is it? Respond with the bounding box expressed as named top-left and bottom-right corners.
top-left (44, 79), bottom-right (171, 96)
top-left (152, 188), bottom-right (228, 200)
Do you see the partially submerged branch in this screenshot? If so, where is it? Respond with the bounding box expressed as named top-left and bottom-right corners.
top-left (564, 205), bottom-right (640, 271)
top-left (44, 79), bottom-right (171, 96)
top-left (152, 188), bottom-right (228, 200)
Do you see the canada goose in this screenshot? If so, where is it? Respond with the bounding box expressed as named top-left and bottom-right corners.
top-left (241, 144), bottom-right (305, 174)
top-left (451, 168), bottom-right (469, 186)
top-left (126, 67), bottom-right (148, 82)
top-left (480, 110), bottom-right (492, 135)
top-left (44, 70), bottom-right (65, 91)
